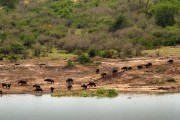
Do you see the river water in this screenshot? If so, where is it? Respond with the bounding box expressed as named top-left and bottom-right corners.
top-left (0, 94), bottom-right (179, 120)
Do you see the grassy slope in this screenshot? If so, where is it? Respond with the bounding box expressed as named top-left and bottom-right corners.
top-left (0, 0), bottom-right (179, 61)
top-left (143, 46), bottom-right (180, 57)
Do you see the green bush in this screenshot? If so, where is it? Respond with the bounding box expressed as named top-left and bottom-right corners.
top-left (7, 54), bottom-right (18, 63)
top-left (102, 49), bottom-right (118, 58)
top-left (88, 47), bottom-right (100, 57)
top-left (66, 60), bottom-right (74, 67)
top-left (73, 49), bottom-right (84, 56)
top-left (49, 0), bottom-right (73, 18)
top-left (109, 14), bottom-right (130, 32)
top-left (149, 79), bottom-right (166, 84)
top-left (149, 2), bottom-right (179, 27)
top-left (78, 54), bottom-right (92, 65)
top-left (33, 44), bottom-right (42, 57)
top-left (0, 54), bottom-right (4, 61)
top-left (19, 34), bottom-right (36, 48)
top-left (10, 43), bottom-right (24, 54)
top-left (0, 0), bottom-right (18, 9)
top-left (166, 78), bottom-right (176, 82)
top-left (96, 88), bottom-right (118, 97)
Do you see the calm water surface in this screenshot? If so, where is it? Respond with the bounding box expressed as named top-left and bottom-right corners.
top-left (0, 94), bottom-right (179, 120)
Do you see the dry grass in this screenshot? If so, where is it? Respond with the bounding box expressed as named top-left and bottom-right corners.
top-left (142, 46), bottom-right (180, 57)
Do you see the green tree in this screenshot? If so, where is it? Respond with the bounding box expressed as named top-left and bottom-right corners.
top-left (10, 43), bottom-right (24, 54)
top-left (78, 54), bottom-right (91, 65)
top-left (149, 2), bottom-right (179, 27)
top-left (0, 0), bottom-right (18, 9)
top-left (109, 14), bottom-right (130, 32)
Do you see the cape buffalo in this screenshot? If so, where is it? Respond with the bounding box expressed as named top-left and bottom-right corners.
top-left (2, 83), bottom-right (7, 88)
top-left (128, 67), bottom-right (132, 70)
top-left (145, 62), bottom-right (152, 68)
top-left (167, 59), bottom-right (173, 64)
top-left (50, 87), bottom-right (55, 93)
top-left (67, 84), bottom-right (73, 90)
top-left (137, 65), bottom-right (143, 69)
top-left (0, 90), bottom-right (3, 94)
top-left (7, 84), bottom-right (11, 89)
top-left (96, 69), bottom-right (100, 74)
top-left (121, 67), bottom-right (128, 71)
top-left (35, 88), bottom-right (43, 93)
top-left (87, 82), bottom-right (96, 87)
top-left (33, 84), bottom-right (41, 88)
top-left (2, 83), bottom-right (11, 89)
top-left (44, 79), bottom-right (54, 84)
top-left (101, 73), bottom-right (107, 78)
top-left (66, 78), bottom-right (74, 84)
top-left (112, 68), bottom-right (118, 75)
top-left (18, 80), bottom-right (27, 85)
top-left (81, 84), bottom-right (87, 90)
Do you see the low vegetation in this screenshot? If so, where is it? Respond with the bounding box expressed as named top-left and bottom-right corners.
top-left (51, 88), bottom-right (118, 97)
top-left (149, 77), bottom-right (176, 84)
top-left (149, 79), bottom-right (166, 84)
top-left (166, 78), bottom-right (176, 83)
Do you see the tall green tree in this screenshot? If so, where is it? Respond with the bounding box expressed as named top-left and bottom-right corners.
top-left (0, 0), bottom-right (18, 9)
top-left (149, 1), bottom-right (179, 27)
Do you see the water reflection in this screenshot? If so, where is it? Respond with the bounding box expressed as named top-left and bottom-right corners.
top-left (0, 94), bottom-right (180, 120)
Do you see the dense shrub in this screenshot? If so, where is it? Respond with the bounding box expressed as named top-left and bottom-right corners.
top-left (7, 54), bottom-right (18, 63)
top-left (33, 44), bottom-right (42, 57)
top-left (73, 49), bottom-right (84, 56)
top-left (78, 54), bottom-right (92, 65)
top-left (0, 0), bottom-right (18, 9)
top-left (49, 0), bottom-right (73, 18)
top-left (102, 49), bottom-right (118, 58)
top-left (20, 35), bottom-right (36, 48)
top-left (109, 14), bottom-right (130, 32)
top-left (166, 78), bottom-right (176, 82)
top-left (10, 43), bottom-right (24, 54)
top-left (88, 47), bottom-right (100, 57)
top-left (66, 60), bottom-right (74, 67)
top-left (149, 2), bottom-right (179, 27)
top-left (96, 88), bottom-right (118, 97)
top-left (0, 54), bottom-right (4, 61)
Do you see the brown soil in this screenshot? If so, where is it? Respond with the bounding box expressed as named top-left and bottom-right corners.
top-left (0, 56), bottom-right (180, 94)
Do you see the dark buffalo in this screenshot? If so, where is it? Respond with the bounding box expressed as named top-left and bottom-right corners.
top-left (101, 73), bottom-right (107, 78)
top-left (81, 84), bottom-right (87, 90)
top-left (96, 69), bottom-right (100, 74)
top-left (18, 80), bottom-right (27, 85)
top-left (66, 78), bottom-right (73, 84)
top-left (35, 88), bottom-right (43, 93)
top-left (87, 82), bottom-right (96, 87)
top-left (137, 65), bottom-right (143, 69)
top-left (67, 84), bottom-right (73, 90)
top-left (44, 79), bottom-right (54, 84)
top-left (128, 67), bottom-right (132, 70)
top-left (145, 62), bottom-right (152, 68)
top-left (39, 64), bottom-right (47, 68)
top-left (167, 59), bottom-right (173, 64)
top-left (2, 83), bottom-right (11, 89)
top-left (121, 67), bottom-right (128, 71)
top-left (7, 84), bottom-right (11, 89)
top-left (33, 84), bottom-right (41, 89)
top-left (2, 83), bottom-right (7, 88)
top-left (0, 90), bottom-right (3, 94)
top-left (50, 87), bottom-right (55, 93)
top-left (112, 68), bottom-right (118, 75)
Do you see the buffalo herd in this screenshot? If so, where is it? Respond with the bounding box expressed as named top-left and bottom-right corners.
top-left (0, 59), bottom-right (175, 94)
